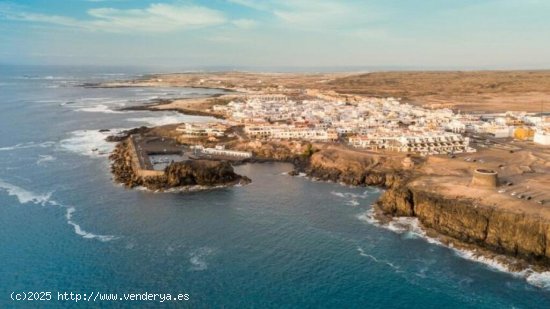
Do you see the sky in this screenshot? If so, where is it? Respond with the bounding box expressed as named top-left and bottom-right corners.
top-left (1, 0), bottom-right (550, 70)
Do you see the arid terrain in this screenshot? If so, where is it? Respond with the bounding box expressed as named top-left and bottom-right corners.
top-left (329, 71), bottom-right (550, 112)
top-left (99, 70), bottom-right (550, 113)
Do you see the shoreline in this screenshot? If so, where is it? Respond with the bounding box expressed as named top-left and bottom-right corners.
top-left (109, 122), bottom-right (550, 275)
top-left (97, 72), bottom-right (550, 280)
top-left (109, 138), bottom-right (250, 191)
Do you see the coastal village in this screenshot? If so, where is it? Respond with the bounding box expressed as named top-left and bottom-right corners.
top-left (105, 71), bottom-right (550, 272)
top-left (182, 93), bottom-right (550, 155)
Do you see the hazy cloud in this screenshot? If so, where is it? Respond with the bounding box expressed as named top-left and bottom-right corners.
top-left (0, 3), bottom-right (227, 33)
top-left (232, 18), bottom-right (257, 29)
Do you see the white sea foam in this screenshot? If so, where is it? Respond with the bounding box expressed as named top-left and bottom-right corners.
top-left (58, 129), bottom-right (125, 158)
top-left (75, 104), bottom-right (123, 114)
top-left (65, 207), bottom-right (117, 242)
top-left (0, 179), bottom-right (118, 242)
top-left (165, 184), bottom-right (229, 193)
top-left (346, 200), bottom-right (360, 207)
top-left (189, 247), bottom-right (215, 271)
top-left (35, 99), bottom-right (62, 104)
top-left (36, 155), bottom-right (56, 165)
top-left (0, 141), bottom-right (55, 152)
top-left (357, 247), bottom-right (400, 271)
top-left (358, 207), bottom-right (550, 289)
top-left (0, 179), bottom-right (52, 205)
top-left (525, 271), bottom-right (550, 289)
top-left (331, 190), bottom-right (370, 199)
top-left (356, 208), bottom-right (380, 225)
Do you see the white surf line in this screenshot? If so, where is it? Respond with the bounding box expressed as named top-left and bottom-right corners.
top-left (0, 141), bottom-right (56, 152)
top-left (357, 207), bottom-right (550, 290)
top-left (357, 246), bottom-right (401, 272)
top-left (36, 155), bottom-right (56, 165)
top-left (0, 179), bottom-right (118, 242)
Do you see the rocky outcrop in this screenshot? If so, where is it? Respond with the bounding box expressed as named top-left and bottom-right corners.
top-left (106, 126), bottom-right (150, 142)
top-left (300, 147), bottom-right (407, 187)
top-left (293, 146), bottom-right (550, 267)
top-left (378, 183), bottom-right (550, 266)
top-left (232, 140), bottom-right (308, 162)
top-left (110, 140), bottom-right (249, 190)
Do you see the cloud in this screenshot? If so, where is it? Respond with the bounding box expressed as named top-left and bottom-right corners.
top-left (0, 3), bottom-right (227, 33)
top-left (232, 18), bottom-right (257, 29)
top-left (226, 0), bottom-right (269, 11)
top-left (273, 0), bottom-right (379, 29)
top-left (227, 0), bottom-right (380, 31)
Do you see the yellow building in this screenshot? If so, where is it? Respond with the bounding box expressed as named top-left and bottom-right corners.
top-left (514, 127), bottom-right (535, 140)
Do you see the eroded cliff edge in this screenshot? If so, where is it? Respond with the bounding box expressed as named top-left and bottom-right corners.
top-left (377, 179), bottom-right (550, 268)
top-left (290, 143), bottom-right (550, 269)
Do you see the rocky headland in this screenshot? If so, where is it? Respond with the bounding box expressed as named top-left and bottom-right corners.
top-left (289, 143), bottom-right (550, 271)
top-left (105, 118), bottom-right (550, 272)
top-left (225, 137), bottom-right (550, 270)
top-left (110, 139), bottom-right (250, 191)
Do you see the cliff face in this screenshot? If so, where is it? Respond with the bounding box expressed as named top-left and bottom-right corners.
top-left (378, 183), bottom-right (550, 266)
top-left (110, 140), bottom-right (249, 190)
top-left (304, 147), bottom-right (406, 187)
top-left (300, 146), bottom-right (550, 267)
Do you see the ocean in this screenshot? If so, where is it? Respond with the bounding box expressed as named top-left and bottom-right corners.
top-left (1, 65), bottom-right (550, 308)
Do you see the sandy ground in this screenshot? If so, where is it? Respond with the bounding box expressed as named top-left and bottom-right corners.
top-left (413, 139), bottom-right (550, 217)
top-left (101, 70), bottom-right (550, 113)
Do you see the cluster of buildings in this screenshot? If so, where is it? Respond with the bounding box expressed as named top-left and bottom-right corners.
top-left (176, 123), bottom-right (227, 139)
top-left (190, 145), bottom-right (252, 159)
top-left (186, 94), bottom-right (550, 155)
top-left (213, 95), bottom-right (478, 155)
top-left (467, 112), bottom-right (550, 145)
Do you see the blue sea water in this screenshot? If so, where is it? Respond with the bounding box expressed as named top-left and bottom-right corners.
top-left (1, 65), bottom-right (550, 308)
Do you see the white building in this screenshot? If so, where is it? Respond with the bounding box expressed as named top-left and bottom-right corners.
top-left (177, 123), bottom-right (226, 138)
top-left (192, 145), bottom-right (253, 158)
top-left (349, 132), bottom-right (473, 155)
top-left (534, 129), bottom-right (550, 145)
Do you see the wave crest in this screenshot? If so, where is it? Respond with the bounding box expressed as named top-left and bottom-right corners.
top-left (0, 179), bottom-right (117, 242)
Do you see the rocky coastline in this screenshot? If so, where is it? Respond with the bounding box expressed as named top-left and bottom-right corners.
top-left (376, 181), bottom-right (550, 269)
top-left (110, 139), bottom-right (250, 191)
top-left (286, 149), bottom-right (550, 271)
top-left (107, 124), bottom-right (550, 270)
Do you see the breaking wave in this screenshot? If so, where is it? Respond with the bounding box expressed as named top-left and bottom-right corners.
top-left (0, 179), bottom-right (52, 205)
top-left (0, 141), bottom-right (55, 152)
top-left (0, 179), bottom-right (117, 242)
top-left (330, 190), bottom-right (371, 199)
top-left (58, 129), bottom-right (126, 158)
top-left (357, 207), bottom-right (550, 290)
top-left (75, 104), bottom-right (123, 114)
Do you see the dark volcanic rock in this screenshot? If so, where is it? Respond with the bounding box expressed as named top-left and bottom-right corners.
top-left (110, 139), bottom-right (249, 191)
top-left (377, 181), bottom-right (550, 267)
top-left (106, 127), bottom-right (149, 142)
